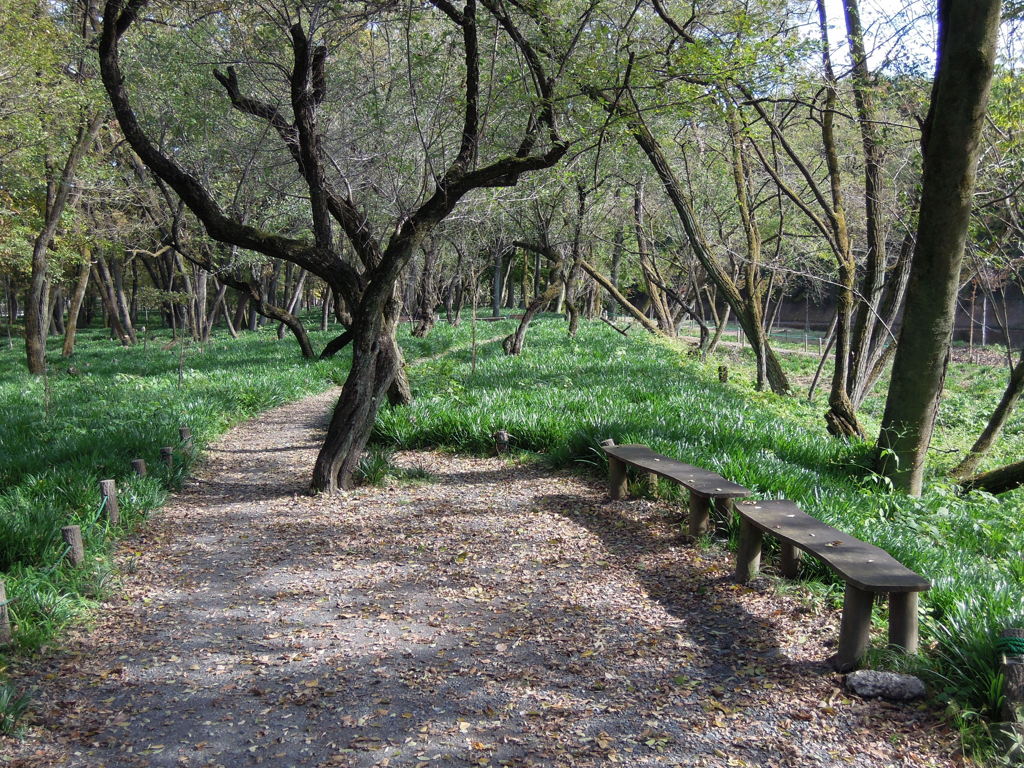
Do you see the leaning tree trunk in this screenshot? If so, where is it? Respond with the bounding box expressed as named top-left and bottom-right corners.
top-left (62, 255), bottom-right (92, 356)
top-left (951, 349), bottom-right (1024, 479)
top-left (504, 282), bottom-right (560, 355)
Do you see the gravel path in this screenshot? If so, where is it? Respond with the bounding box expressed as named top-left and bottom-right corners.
top-left (3, 391), bottom-right (959, 767)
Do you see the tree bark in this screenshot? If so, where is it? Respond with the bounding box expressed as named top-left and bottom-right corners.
top-left (412, 241), bottom-right (438, 337)
top-left (504, 282), bottom-right (560, 355)
top-left (951, 349), bottom-right (1024, 479)
top-left (62, 254), bottom-right (92, 356)
top-left (961, 458), bottom-right (1024, 496)
top-left (24, 114), bottom-right (103, 373)
top-left (587, 84), bottom-right (788, 394)
top-left (877, 0), bottom-right (1002, 495)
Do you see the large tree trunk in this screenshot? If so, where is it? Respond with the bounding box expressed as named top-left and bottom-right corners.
top-left (877, 0), bottom-right (1002, 495)
top-left (62, 254), bottom-right (92, 356)
top-left (312, 305), bottom-right (403, 491)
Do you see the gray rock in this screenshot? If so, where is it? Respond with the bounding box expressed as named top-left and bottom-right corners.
top-left (845, 670), bottom-right (927, 702)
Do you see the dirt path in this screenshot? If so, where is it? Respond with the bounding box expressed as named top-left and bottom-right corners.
top-left (4, 392), bottom-right (958, 767)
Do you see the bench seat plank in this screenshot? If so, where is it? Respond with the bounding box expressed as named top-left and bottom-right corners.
top-left (602, 444), bottom-right (750, 498)
top-left (735, 500), bottom-right (929, 593)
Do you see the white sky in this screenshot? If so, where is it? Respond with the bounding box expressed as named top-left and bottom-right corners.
top-left (819, 0), bottom-right (938, 75)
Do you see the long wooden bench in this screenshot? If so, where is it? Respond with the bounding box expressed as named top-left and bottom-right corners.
top-left (733, 499), bottom-right (930, 671)
top-left (600, 441), bottom-right (750, 536)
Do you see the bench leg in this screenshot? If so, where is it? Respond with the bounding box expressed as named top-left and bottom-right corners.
top-left (780, 542), bottom-right (802, 578)
top-left (688, 492), bottom-right (711, 537)
top-left (608, 455), bottom-right (628, 500)
top-left (713, 497), bottom-right (733, 524)
top-left (833, 584), bottom-right (874, 672)
top-left (735, 518), bottom-right (763, 583)
top-left (888, 592), bottom-right (919, 654)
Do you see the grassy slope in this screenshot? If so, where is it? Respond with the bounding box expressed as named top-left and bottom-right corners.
top-left (376, 316), bottom-right (1024, 728)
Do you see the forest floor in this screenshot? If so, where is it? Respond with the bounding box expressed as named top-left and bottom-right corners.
top-left (2, 390), bottom-right (962, 768)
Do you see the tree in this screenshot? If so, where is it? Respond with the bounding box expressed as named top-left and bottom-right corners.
top-left (876, 0), bottom-right (1003, 495)
top-left (99, 0), bottom-right (574, 491)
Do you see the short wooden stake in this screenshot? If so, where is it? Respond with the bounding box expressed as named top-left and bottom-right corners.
top-left (131, 458), bottom-right (147, 477)
top-left (179, 426), bottom-right (193, 450)
top-left (833, 584), bottom-right (874, 672)
top-left (99, 479), bottom-right (120, 525)
top-left (735, 517), bottom-right (763, 583)
top-left (779, 542), bottom-right (802, 578)
top-left (1000, 627), bottom-right (1024, 723)
top-left (61, 525), bottom-right (85, 567)
top-left (688, 492), bottom-right (711, 537)
top-left (493, 429), bottom-right (510, 454)
top-left (644, 471), bottom-right (659, 496)
top-left (160, 446), bottom-right (174, 468)
top-left (0, 580), bottom-right (11, 646)
top-left (718, 365), bottom-right (728, 383)
top-left (887, 591), bottom-right (919, 654)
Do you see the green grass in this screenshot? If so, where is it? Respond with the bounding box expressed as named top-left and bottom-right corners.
top-left (2, 312), bottom-right (1022, 758)
top-left (374, 314), bottom-right (1024, 741)
top-left (0, 316), bottom-right (500, 660)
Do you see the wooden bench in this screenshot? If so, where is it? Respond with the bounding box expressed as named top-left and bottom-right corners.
top-left (600, 441), bottom-right (750, 536)
top-left (733, 499), bottom-right (930, 671)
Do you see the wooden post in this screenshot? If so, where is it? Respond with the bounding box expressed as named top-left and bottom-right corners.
top-left (160, 446), bottom-right (174, 468)
top-left (179, 426), bottom-right (193, 449)
top-left (601, 439), bottom-right (628, 501)
top-left (494, 429), bottom-right (510, 454)
top-left (644, 472), bottom-right (658, 496)
top-left (888, 591), bottom-right (919, 654)
top-left (803, 333), bottom-right (808, 352)
top-left (818, 337), bottom-right (823, 354)
top-left (99, 479), bottom-right (120, 525)
top-left (688, 492), bottom-right (711, 537)
top-left (833, 584), bottom-right (874, 672)
top-left (61, 525), bottom-right (85, 567)
top-left (779, 542), bottom-right (802, 578)
top-left (131, 458), bottom-right (147, 477)
top-left (718, 365), bottom-right (728, 383)
top-left (1001, 628), bottom-right (1024, 723)
top-left (735, 517), bottom-right (763, 582)
top-left (0, 580), bottom-right (11, 646)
